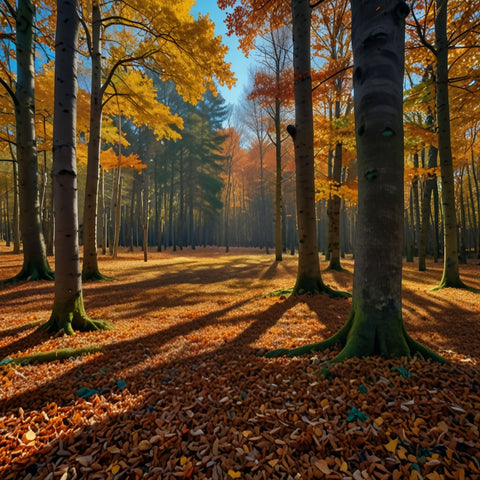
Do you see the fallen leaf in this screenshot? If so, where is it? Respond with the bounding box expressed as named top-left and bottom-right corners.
top-left (384, 438), bottom-right (398, 453)
top-left (314, 459), bottom-right (331, 474)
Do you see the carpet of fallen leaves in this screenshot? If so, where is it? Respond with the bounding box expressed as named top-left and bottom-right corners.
top-left (0, 246), bottom-right (479, 480)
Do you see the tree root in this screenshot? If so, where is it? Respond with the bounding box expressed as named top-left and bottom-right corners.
top-left (6, 345), bottom-right (103, 366)
top-left (38, 293), bottom-right (114, 334)
top-left (431, 280), bottom-right (479, 294)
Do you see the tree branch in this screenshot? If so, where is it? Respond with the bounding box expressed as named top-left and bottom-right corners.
top-left (312, 64), bottom-right (353, 92)
top-left (0, 77), bottom-right (17, 106)
top-left (78, 11), bottom-right (93, 57)
top-left (310, 0), bottom-right (328, 8)
top-left (448, 20), bottom-right (480, 47)
top-left (409, 3), bottom-right (437, 57)
top-left (2, 0), bottom-right (16, 18)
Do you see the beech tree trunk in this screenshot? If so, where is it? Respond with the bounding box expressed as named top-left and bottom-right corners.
top-left (9, 0), bottom-right (53, 282)
top-left (11, 158), bottom-right (20, 254)
top-left (434, 0), bottom-right (466, 288)
top-left (41, 0), bottom-right (110, 334)
top-left (82, 1), bottom-right (106, 280)
top-left (290, 0), bottom-right (337, 295)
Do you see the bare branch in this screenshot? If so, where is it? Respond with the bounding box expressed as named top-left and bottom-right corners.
top-left (312, 64), bottom-right (353, 92)
top-left (409, 6), bottom-right (437, 56)
top-left (0, 77), bottom-right (17, 106)
top-left (310, 0), bottom-right (328, 8)
top-left (2, 0), bottom-right (16, 18)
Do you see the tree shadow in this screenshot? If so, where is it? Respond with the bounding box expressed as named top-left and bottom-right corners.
top-left (0, 295), bottom-right (300, 415)
top-left (0, 329), bottom-right (48, 361)
top-left (0, 320), bottom-right (44, 339)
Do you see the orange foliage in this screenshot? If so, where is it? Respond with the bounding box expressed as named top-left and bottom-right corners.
top-left (248, 69), bottom-right (294, 107)
top-left (217, 0), bottom-right (290, 55)
top-left (100, 147), bottom-right (146, 171)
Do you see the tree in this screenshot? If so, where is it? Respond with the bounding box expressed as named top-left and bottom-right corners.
top-left (431, 0), bottom-right (466, 289)
top-left (238, 83), bottom-right (272, 252)
top-left (250, 26), bottom-right (293, 261)
top-left (289, 0), bottom-right (347, 295)
top-left (269, 0), bottom-right (444, 362)
top-left (311, 0), bottom-right (352, 270)
top-left (40, 0), bottom-right (110, 334)
top-left (1, 0), bottom-right (53, 282)
top-left (408, 0), bottom-right (480, 287)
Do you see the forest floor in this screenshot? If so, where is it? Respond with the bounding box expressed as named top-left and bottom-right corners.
top-left (0, 246), bottom-right (479, 480)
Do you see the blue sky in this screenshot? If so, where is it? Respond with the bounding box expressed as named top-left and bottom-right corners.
top-left (191, 1), bottom-right (252, 106)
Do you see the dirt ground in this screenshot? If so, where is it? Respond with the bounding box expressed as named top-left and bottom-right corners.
top-left (0, 246), bottom-right (479, 479)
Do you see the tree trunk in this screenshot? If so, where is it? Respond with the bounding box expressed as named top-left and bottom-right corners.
top-left (11, 156), bottom-right (21, 254)
top-left (458, 168), bottom-right (467, 264)
top-left (418, 145), bottom-right (438, 270)
top-left (328, 137), bottom-right (343, 270)
top-left (98, 166), bottom-right (106, 254)
top-left (412, 153), bottom-right (421, 256)
top-left (471, 152), bottom-right (480, 258)
top-left (112, 113), bottom-right (123, 258)
top-left (82, 1), bottom-right (109, 280)
top-left (290, 0), bottom-right (344, 296)
top-left (274, 99), bottom-right (283, 261)
top-left (141, 171), bottom-right (149, 262)
top-left (8, 0), bottom-right (53, 282)
top-left (269, 0), bottom-right (443, 363)
top-left (434, 0), bottom-right (466, 289)
top-left (41, 0), bottom-right (110, 334)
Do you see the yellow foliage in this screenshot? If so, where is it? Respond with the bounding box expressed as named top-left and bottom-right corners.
top-left (103, 70), bottom-right (183, 141)
top-left (315, 178), bottom-right (358, 206)
top-left (97, 0), bottom-right (235, 106)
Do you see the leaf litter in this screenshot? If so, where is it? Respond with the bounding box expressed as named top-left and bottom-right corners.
top-left (0, 247), bottom-right (479, 479)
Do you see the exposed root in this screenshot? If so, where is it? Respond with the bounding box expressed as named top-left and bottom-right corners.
top-left (7, 346), bottom-right (103, 366)
top-left (38, 293), bottom-right (113, 334)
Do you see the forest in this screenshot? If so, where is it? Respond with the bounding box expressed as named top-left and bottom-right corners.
top-left (0, 0), bottom-right (479, 479)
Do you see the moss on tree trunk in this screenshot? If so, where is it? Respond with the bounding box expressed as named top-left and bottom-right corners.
top-left (40, 293), bottom-right (112, 335)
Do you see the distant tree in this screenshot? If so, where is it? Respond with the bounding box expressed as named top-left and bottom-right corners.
top-left (238, 84), bottom-right (272, 252)
top-left (220, 0), bottom-right (346, 295)
top-left (41, 0), bottom-right (110, 334)
top-left (408, 0), bottom-right (480, 287)
top-left (250, 26), bottom-right (293, 261)
top-left (311, 0), bottom-right (352, 271)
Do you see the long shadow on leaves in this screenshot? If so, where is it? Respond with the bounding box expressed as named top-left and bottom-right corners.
top-left (0, 296), bottom-right (301, 415)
